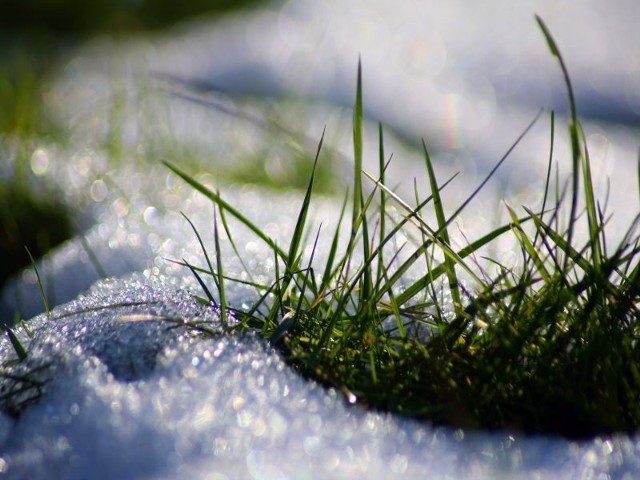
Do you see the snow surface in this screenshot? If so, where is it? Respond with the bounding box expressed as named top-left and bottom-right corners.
top-left (3, 282), bottom-right (639, 479)
top-left (2, 1), bottom-right (640, 478)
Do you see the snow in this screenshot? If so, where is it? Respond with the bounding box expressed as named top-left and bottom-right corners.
top-left (2, 1), bottom-right (640, 478)
top-left (3, 283), bottom-right (639, 479)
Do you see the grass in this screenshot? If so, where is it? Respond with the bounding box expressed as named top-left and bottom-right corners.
top-left (165, 17), bottom-right (640, 439)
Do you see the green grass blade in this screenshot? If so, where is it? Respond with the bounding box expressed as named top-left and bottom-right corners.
top-left (25, 247), bottom-right (49, 317)
top-left (218, 199), bottom-right (260, 296)
top-left (79, 233), bottom-right (108, 278)
top-left (351, 59), bottom-right (364, 244)
top-left (286, 128), bottom-right (325, 279)
top-left (182, 212), bottom-right (219, 294)
top-left (164, 160), bottom-right (286, 260)
top-left (165, 258), bottom-right (268, 290)
top-left (382, 268), bottom-right (407, 338)
top-left (575, 123), bottom-right (603, 268)
top-left (538, 110), bottom-right (555, 226)
top-left (350, 59), bottom-right (375, 321)
top-left (506, 204), bottom-right (551, 280)
top-left (213, 205), bottom-right (227, 326)
top-left (446, 109), bottom-right (543, 226)
top-left (321, 191), bottom-right (349, 289)
top-left (377, 123), bottom-right (387, 285)
top-left (535, 16), bottom-right (576, 121)
top-left (536, 15), bottom-right (580, 268)
top-left (3, 324), bottom-right (27, 362)
top-left (423, 139), bottom-right (462, 315)
top-left (358, 185), bottom-right (378, 323)
top-left (182, 258), bottom-right (217, 307)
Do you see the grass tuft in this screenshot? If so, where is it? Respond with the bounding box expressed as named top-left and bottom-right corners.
top-left (171, 19), bottom-right (640, 438)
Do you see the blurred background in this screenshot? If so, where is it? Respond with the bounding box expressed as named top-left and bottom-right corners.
top-left (0, 0), bottom-right (266, 294)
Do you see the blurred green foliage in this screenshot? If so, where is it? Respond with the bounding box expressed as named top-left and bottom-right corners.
top-left (1, 0), bottom-right (263, 35)
top-left (0, 180), bottom-right (73, 290)
top-left (0, 0), bottom-right (265, 134)
top-left (0, 44), bottom-right (57, 136)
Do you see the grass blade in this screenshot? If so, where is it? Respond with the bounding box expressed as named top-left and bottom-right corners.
top-left (423, 139), bottom-right (462, 315)
top-left (351, 58), bottom-right (364, 244)
top-left (536, 15), bottom-right (580, 268)
top-left (506, 204), bottom-right (551, 280)
top-left (213, 205), bottom-right (227, 326)
top-left (269, 226), bottom-right (322, 345)
top-left (321, 191), bottom-right (349, 289)
top-left (25, 247), bottom-right (49, 317)
top-left (285, 127), bottom-right (325, 281)
top-left (164, 160), bottom-right (286, 260)
top-left (3, 325), bottom-right (27, 362)
top-left (376, 123), bottom-right (388, 284)
top-left (182, 258), bottom-right (217, 307)
top-left (218, 200), bottom-right (260, 296)
top-left (182, 212), bottom-right (220, 296)
top-left (350, 59), bottom-right (374, 320)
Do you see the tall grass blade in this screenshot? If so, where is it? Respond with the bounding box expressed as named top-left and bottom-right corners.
top-left (286, 128), bottom-right (325, 280)
top-left (352, 59), bottom-right (364, 242)
top-left (213, 205), bottom-right (227, 326)
top-left (506, 204), bottom-right (551, 280)
top-left (351, 60), bottom-right (374, 321)
top-left (377, 124), bottom-right (387, 285)
top-left (576, 123), bottom-right (603, 268)
top-left (536, 15), bottom-right (581, 267)
top-left (382, 268), bottom-right (407, 338)
top-left (268, 243), bottom-right (283, 328)
top-left (539, 111), bottom-right (555, 224)
top-left (422, 139), bottom-right (462, 315)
